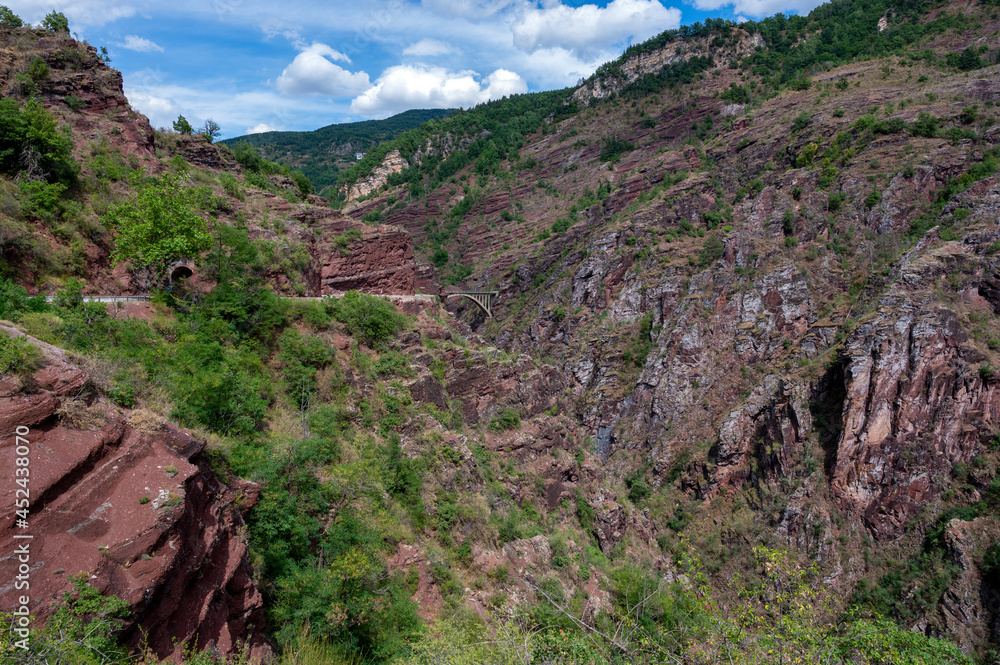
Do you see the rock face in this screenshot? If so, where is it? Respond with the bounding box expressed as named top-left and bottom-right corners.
top-left (829, 241), bottom-right (1000, 541)
top-left (573, 29), bottom-right (765, 104)
top-left (345, 149), bottom-right (408, 201)
top-left (0, 327), bottom-right (270, 662)
top-left (301, 212), bottom-right (417, 295)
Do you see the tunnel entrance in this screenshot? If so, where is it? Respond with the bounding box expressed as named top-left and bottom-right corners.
top-left (168, 264), bottom-right (194, 285)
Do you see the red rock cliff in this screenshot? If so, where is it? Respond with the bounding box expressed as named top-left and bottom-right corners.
top-left (0, 326), bottom-right (270, 662)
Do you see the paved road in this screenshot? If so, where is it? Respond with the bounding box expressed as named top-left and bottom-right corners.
top-left (42, 293), bottom-right (440, 303)
top-left (42, 295), bottom-right (151, 303)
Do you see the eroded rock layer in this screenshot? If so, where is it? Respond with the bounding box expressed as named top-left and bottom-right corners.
top-left (0, 327), bottom-right (270, 662)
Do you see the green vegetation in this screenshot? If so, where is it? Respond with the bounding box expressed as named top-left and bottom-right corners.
top-left (0, 331), bottom-right (41, 375)
top-left (0, 5), bottom-right (23, 28)
top-left (41, 10), bottom-right (69, 33)
top-left (221, 109), bottom-right (452, 195)
top-left (489, 407), bottom-right (522, 431)
top-left (0, 97), bottom-right (76, 184)
top-left (172, 115), bottom-right (193, 135)
top-left (229, 140), bottom-right (314, 198)
top-left (337, 90), bottom-right (572, 199)
top-left (599, 136), bottom-right (635, 164)
top-left (104, 171), bottom-right (212, 280)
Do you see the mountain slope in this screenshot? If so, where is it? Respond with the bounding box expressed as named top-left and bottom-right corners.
top-left (221, 108), bottom-right (454, 196)
top-left (2, 1), bottom-right (1000, 663)
top-left (329, 0), bottom-right (1000, 653)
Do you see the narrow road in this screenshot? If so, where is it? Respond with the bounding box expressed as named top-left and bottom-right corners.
top-left (42, 294), bottom-right (440, 303)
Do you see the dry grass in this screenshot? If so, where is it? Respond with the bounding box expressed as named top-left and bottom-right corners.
top-left (56, 398), bottom-right (107, 431)
top-left (126, 408), bottom-right (165, 434)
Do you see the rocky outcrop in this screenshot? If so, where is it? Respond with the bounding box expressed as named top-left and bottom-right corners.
top-left (573, 29), bottom-right (765, 103)
top-left (174, 136), bottom-right (238, 171)
top-left (344, 149), bottom-right (408, 201)
top-left (936, 517), bottom-right (1000, 648)
top-left (830, 243), bottom-right (1000, 540)
top-left (309, 216), bottom-right (417, 295)
top-left (0, 327), bottom-right (270, 662)
top-left (0, 28), bottom-right (155, 158)
top-left (708, 375), bottom-right (813, 495)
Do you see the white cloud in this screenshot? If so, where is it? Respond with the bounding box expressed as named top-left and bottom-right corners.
top-left (124, 78), bottom-right (335, 138)
top-left (350, 64), bottom-right (527, 116)
top-left (691, 0), bottom-right (825, 18)
top-left (402, 38), bottom-right (456, 57)
top-left (421, 0), bottom-right (517, 19)
top-left (247, 122), bottom-right (277, 134)
top-left (511, 0), bottom-right (681, 59)
top-left (276, 42), bottom-right (371, 97)
top-left (5, 0), bottom-right (135, 27)
top-left (120, 35), bottom-right (163, 52)
top-left (123, 87), bottom-right (180, 128)
top-left (259, 17), bottom-right (305, 48)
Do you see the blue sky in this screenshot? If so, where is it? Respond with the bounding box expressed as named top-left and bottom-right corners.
top-left (9, 0), bottom-right (825, 139)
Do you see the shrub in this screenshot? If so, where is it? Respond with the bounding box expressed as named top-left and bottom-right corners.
top-left (218, 172), bottom-right (244, 200)
top-left (788, 76), bottom-right (812, 91)
top-left (600, 136), bottom-right (634, 164)
top-left (910, 112), bottom-right (939, 138)
top-left (40, 10), bottom-right (69, 32)
top-left (698, 234), bottom-right (725, 267)
top-left (0, 278), bottom-right (47, 319)
top-left (331, 291), bottom-right (406, 348)
top-left (625, 471), bottom-right (651, 504)
top-left (489, 407), bottom-right (521, 431)
top-left (0, 5), bottom-right (22, 27)
top-left (0, 332), bottom-right (41, 375)
top-left (63, 95), bottom-right (85, 112)
top-left (0, 98), bottom-right (76, 184)
top-left (431, 248), bottom-right (449, 267)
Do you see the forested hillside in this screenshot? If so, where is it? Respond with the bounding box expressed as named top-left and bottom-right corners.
top-left (2, 0), bottom-right (1000, 663)
top-left (221, 109), bottom-right (453, 197)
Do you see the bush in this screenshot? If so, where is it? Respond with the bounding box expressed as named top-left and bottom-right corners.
top-left (489, 407), bottom-right (521, 431)
top-left (0, 278), bottom-right (47, 319)
top-left (331, 291), bottom-right (406, 348)
top-left (41, 10), bottom-right (69, 32)
top-left (0, 5), bottom-right (23, 27)
top-left (791, 111), bottom-right (811, 132)
top-left (0, 332), bottom-right (41, 375)
top-left (910, 112), bottom-right (939, 138)
top-left (788, 76), bottom-right (812, 91)
top-left (103, 171), bottom-right (211, 279)
top-left (698, 234), bottom-right (725, 267)
top-left (0, 97), bottom-right (76, 184)
top-left (63, 94), bottom-right (85, 112)
top-left (600, 136), bottom-right (634, 163)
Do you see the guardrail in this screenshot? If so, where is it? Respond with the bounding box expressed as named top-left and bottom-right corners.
top-left (42, 296), bottom-right (151, 303)
top-left (40, 293), bottom-right (440, 304)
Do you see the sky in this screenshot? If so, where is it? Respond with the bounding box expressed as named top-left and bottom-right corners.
top-left (9, 0), bottom-right (826, 139)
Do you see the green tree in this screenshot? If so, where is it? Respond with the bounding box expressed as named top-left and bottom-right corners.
top-left (40, 10), bottom-right (68, 32)
top-left (103, 172), bottom-right (211, 280)
top-left (0, 98), bottom-right (76, 183)
top-left (172, 114), bottom-right (193, 134)
top-left (0, 5), bottom-right (23, 27)
top-left (955, 47), bottom-right (982, 71)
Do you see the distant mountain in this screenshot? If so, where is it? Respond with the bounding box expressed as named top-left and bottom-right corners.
top-left (220, 109), bottom-right (454, 195)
